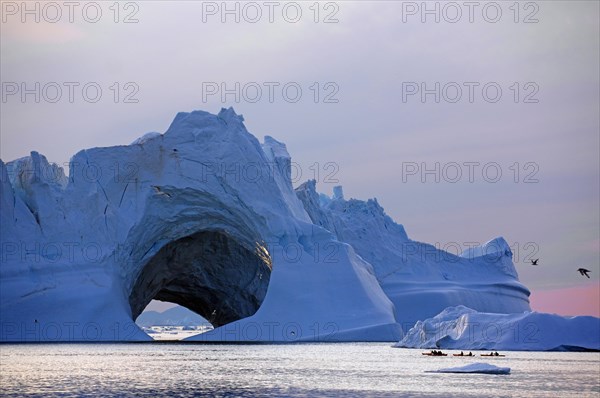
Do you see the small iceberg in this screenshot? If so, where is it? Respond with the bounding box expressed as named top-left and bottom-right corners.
top-left (397, 305), bottom-right (600, 351)
top-left (426, 362), bottom-right (510, 375)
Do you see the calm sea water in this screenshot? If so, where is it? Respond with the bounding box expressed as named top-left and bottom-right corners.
top-left (1, 343), bottom-right (599, 397)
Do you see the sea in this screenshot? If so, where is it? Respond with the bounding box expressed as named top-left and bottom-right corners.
top-left (1, 343), bottom-right (599, 397)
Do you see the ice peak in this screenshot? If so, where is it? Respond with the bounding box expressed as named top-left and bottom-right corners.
top-left (262, 136), bottom-right (290, 160)
top-left (6, 151), bottom-right (67, 189)
top-left (218, 107), bottom-right (244, 123)
top-left (460, 237), bottom-right (512, 259)
top-left (333, 186), bottom-right (344, 200)
top-left (164, 107), bottom-right (245, 137)
top-left (131, 132), bottom-right (162, 145)
top-left (296, 179), bottom-right (317, 193)
top-left (460, 236), bottom-right (518, 279)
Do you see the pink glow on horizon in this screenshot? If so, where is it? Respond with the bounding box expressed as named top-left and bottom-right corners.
top-left (530, 283), bottom-right (600, 317)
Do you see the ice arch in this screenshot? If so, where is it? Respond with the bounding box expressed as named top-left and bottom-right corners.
top-left (129, 230), bottom-right (272, 328)
top-left (1, 107), bottom-right (525, 343)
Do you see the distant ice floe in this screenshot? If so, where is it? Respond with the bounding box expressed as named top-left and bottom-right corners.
top-left (425, 363), bottom-right (510, 375)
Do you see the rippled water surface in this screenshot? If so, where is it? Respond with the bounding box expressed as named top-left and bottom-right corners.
top-left (1, 343), bottom-right (599, 397)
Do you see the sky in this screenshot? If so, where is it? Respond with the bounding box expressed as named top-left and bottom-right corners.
top-left (1, 1), bottom-right (599, 316)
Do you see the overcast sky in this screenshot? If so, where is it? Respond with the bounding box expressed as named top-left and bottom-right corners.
top-left (1, 1), bottom-right (598, 316)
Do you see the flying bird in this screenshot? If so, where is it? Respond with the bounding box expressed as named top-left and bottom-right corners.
top-left (530, 259), bottom-right (539, 265)
top-left (151, 185), bottom-right (172, 198)
top-left (577, 268), bottom-right (591, 278)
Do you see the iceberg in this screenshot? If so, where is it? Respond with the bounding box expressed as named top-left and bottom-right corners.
top-left (0, 108), bottom-right (399, 342)
top-left (396, 305), bottom-right (600, 351)
top-left (1, 107), bottom-right (532, 342)
top-left (425, 363), bottom-right (511, 375)
top-left (135, 306), bottom-right (210, 327)
top-left (295, 181), bottom-right (531, 330)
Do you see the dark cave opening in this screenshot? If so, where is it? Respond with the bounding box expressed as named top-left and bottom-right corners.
top-left (129, 230), bottom-right (272, 328)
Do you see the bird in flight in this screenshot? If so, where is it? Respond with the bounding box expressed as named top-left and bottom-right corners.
top-left (151, 185), bottom-right (172, 198)
top-left (530, 259), bottom-right (539, 265)
top-left (577, 268), bottom-right (591, 278)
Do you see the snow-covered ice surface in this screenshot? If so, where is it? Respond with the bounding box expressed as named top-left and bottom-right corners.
top-left (1, 107), bottom-right (532, 342)
top-left (397, 305), bottom-right (600, 351)
top-left (425, 362), bottom-right (511, 375)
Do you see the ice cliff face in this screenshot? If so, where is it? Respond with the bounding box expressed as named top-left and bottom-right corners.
top-left (295, 181), bottom-right (531, 330)
top-left (1, 107), bottom-right (529, 342)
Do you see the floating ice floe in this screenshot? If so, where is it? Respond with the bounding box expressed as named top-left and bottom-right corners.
top-left (426, 362), bottom-right (510, 375)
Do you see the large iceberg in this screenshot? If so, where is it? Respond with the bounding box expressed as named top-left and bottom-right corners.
top-left (1, 108), bottom-right (531, 342)
top-left (295, 181), bottom-right (531, 330)
top-left (396, 305), bottom-right (600, 351)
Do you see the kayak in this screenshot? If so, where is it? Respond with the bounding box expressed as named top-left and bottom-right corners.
top-left (453, 354), bottom-right (474, 357)
top-left (422, 353), bottom-right (448, 356)
top-left (480, 354), bottom-right (506, 357)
